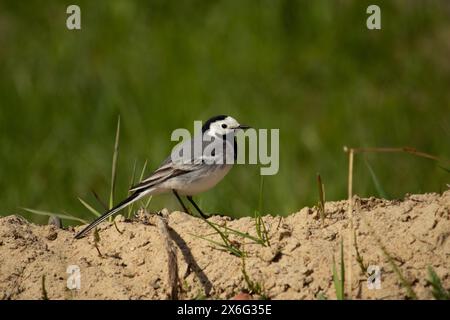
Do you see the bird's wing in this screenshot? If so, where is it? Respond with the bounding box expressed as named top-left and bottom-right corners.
top-left (130, 132), bottom-right (234, 192)
top-left (129, 134), bottom-right (210, 192)
top-left (129, 160), bottom-right (193, 193)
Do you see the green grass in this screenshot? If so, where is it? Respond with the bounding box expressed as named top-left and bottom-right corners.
top-left (0, 1), bottom-right (449, 223)
top-left (427, 266), bottom-right (450, 300)
top-left (93, 227), bottom-right (102, 256)
top-left (254, 211), bottom-right (270, 247)
top-left (22, 208), bottom-right (87, 224)
top-left (316, 292), bottom-right (328, 300)
top-left (106, 115), bottom-right (121, 223)
top-left (190, 226), bottom-right (245, 257)
top-left (332, 238), bottom-right (345, 300)
top-left (193, 175), bottom-right (272, 255)
top-left (364, 158), bottom-right (388, 199)
top-left (241, 257), bottom-right (269, 299)
top-left (317, 173), bottom-right (326, 224)
top-left (254, 175), bottom-right (271, 246)
top-left (353, 229), bottom-right (368, 274)
top-left (194, 174), bottom-right (273, 255)
top-left (77, 197), bottom-right (101, 217)
top-left (25, 116), bottom-right (136, 227)
top-left (363, 217), bottom-right (418, 299)
top-left (110, 115), bottom-right (121, 211)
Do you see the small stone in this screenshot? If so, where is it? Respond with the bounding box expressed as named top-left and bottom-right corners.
top-left (302, 268), bottom-right (314, 276)
top-left (137, 258), bottom-right (145, 266)
top-left (305, 229), bottom-right (312, 240)
top-left (401, 215), bottom-right (411, 222)
top-left (232, 292), bottom-right (253, 300)
top-left (284, 239), bottom-right (300, 252)
top-left (303, 276), bottom-right (313, 287)
top-left (436, 232), bottom-right (450, 247)
top-left (150, 278), bottom-right (161, 289)
top-left (260, 246), bottom-right (282, 262)
top-left (48, 216), bottom-right (62, 228)
top-left (299, 207), bottom-right (310, 217)
top-left (124, 271), bottom-right (136, 278)
top-left (114, 214), bottom-right (125, 223)
top-left (160, 208), bottom-right (170, 217)
top-left (46, 230), bottom-right (58, 241)
top-left (325, 231), bottom-right (337, 241)
top-left (278, 224), bottom-right (292, 240)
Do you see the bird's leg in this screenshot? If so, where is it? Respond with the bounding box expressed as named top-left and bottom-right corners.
top-left (187, 196), bottom-right (208, 219)
top-left (172, 190), bottom-right (191, 215)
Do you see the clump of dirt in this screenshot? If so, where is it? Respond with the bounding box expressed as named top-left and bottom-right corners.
top-left (0, 191), bottom-right (449, 300)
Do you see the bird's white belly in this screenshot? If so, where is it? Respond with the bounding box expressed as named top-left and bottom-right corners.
top-left (162, 165), bottom-right (232, 196)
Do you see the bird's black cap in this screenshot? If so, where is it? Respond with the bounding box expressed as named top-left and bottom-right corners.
top-left (202, 115), bottom-right (228, 132)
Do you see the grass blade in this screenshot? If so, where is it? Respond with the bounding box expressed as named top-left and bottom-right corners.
top-left (354, 229), bottom-right (368, 273)
top-left (427, 266), bottom-right (450, 300)
top-left (332, 238), bottom-right (345, 300)
top-left (78, 197), bottom-right (101, 217)
top-left (363, 216), bottom-right (418, 299)
top-left (138, 159), bottom-right (148, 182)
top-left (364, 158), bottom-right (388, 199)
top-left (241, 257), bottom-right (267, 298)
top-left (195, 216), bottom-right (246, 257)
top-left (332, 258), bottom-right (342, 299)
top-left (128, 160), bottom-right (137, 191)
top-left (91, 189), bottom-right (108, 211)
top-left (109, 115), bottom-right (121, 210)
top-left (317, 293), bottom-right (328, 300)
top-left (127, 160), bottom-right (138, 218)
top-left (22, 208), bottom-right (87, 224)
top-left (254, 175), bottom-right (270, 246)
top-left (438, 165), bottom-right (450, 173)
top-left (258, 175), bottom-right (264, 214)
top-left (209, 221), bottom-right (261, 244)
top-left (385, 252), bottom-right (417, 299)
top-left (317, 173), bottom-right (326, 223)
top-left (137, 160), bottom-right (152, 210)
top-left (189, 233), bottom-right (244, 257)
top-left (143, 195), bottom-right (153, 210)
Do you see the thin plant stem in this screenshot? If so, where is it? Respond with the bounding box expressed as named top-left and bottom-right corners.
top-left (346, 148), bottom-right (354, 298)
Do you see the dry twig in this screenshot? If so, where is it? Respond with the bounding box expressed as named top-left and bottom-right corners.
top-left (156, 212), bottom-right (179, 300)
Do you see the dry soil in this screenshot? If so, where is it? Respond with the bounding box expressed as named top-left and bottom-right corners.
top-left (0, 191), bottom-right (449, 300)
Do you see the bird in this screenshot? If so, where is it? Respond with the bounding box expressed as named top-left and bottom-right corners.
top-left (74, 115), bottom-right (250, 239)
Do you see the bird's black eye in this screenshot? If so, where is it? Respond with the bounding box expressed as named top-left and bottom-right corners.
top-left (221, 124), bottom-right (227, 129)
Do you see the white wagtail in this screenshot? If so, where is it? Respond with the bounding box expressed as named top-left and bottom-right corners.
top-left (75, 115), bottom-right (250, 239)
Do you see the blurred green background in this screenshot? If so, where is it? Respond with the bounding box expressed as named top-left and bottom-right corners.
top-left (0, 0), bottom-right (449, 224)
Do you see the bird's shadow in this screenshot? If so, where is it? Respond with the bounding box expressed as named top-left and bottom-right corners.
top-left (168, 226), bottom-right (213, 296)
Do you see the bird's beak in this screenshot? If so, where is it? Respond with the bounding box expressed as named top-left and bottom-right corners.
top-left (236, 124), bottom-right (251, 130)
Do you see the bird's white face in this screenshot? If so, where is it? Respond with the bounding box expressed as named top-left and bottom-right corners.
top-left (207, 116), bottom-right (242, 136)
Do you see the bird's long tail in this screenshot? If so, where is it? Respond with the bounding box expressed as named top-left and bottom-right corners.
top-left (74, 191), bottom-right (148, 239)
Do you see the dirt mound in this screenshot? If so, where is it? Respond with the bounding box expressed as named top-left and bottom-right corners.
top-left (1, 191), bottom-right (449, 300)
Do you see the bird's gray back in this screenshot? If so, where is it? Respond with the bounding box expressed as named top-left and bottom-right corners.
top-left (130, 133), bottom-right (235, 193)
